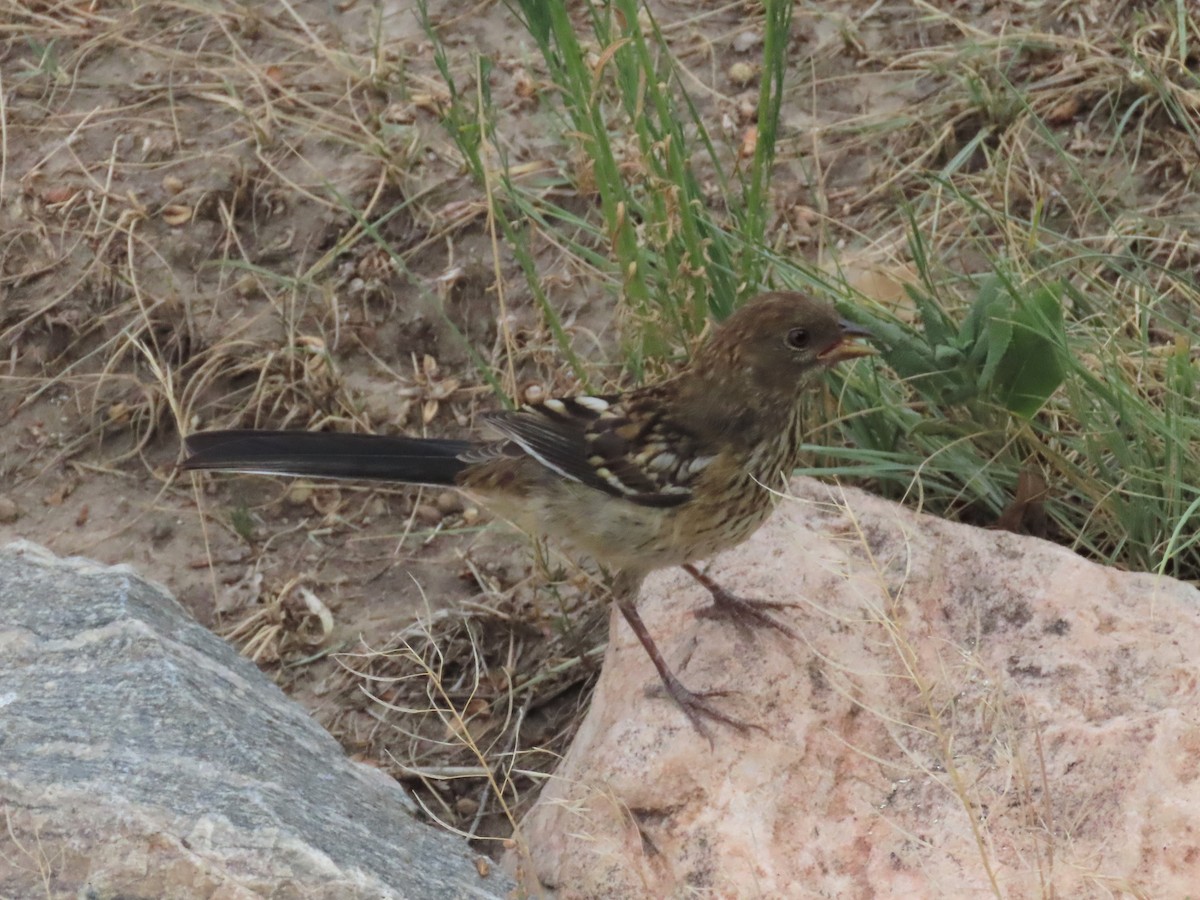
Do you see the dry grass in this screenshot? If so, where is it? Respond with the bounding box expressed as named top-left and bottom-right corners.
top-left (325, 576), bottom-right (607, 841)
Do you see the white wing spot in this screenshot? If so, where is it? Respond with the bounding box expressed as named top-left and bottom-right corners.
top-left (574, 395), bottom-right (611, 413)
top-left (645, 452), bottom-right (677, 471)
top-left (543, 399), bottom-right (568, 414)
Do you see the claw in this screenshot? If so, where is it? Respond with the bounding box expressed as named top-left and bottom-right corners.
top-left (684, 564), bottom-right (802, 640)
top-left (648, 675), bottom-right (765, 745)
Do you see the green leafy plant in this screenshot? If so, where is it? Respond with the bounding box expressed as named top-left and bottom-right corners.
top-left (881, 275), bottom-right (1070, 417)
top-left (422, 0), bottom-right (794, 370)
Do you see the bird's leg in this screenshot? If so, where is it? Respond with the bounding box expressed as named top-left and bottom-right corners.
top-left (684, 563), bottom-right (801, 640)
top-left (611, 586), bottom-right (760, 744)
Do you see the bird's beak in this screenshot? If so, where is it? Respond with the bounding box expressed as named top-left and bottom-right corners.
top-left (818, 320), bottom-right (876, 363)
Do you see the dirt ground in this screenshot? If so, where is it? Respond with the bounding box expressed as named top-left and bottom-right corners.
top-left (3, 0), bottom-right (1194, 844)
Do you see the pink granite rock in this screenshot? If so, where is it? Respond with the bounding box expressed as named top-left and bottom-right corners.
top-left (520, 480), bottom-right (1200, 897)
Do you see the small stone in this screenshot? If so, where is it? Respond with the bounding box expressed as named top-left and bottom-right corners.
top-left (149, 518), bottom-right (174, 544)
top-left (234, 275), bottom-right (259, 298)
top-left (735, 91), bottom-right (758, 123)
top-left (0, 495), bottom-right (20, 523)
top-left (732, 30), bottom-right (761, 53)
top-left (286, 482), bottom-right (314, 506)
top-left (414, 503), bottom-right (442, 526)
top-left (728, 62), bottom-right (756, 86)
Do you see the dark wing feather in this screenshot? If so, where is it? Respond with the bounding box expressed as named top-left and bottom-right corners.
top-left (480, 400), bottom-right (619, 494)
top-left (484, 392), bottom-right (712, 508)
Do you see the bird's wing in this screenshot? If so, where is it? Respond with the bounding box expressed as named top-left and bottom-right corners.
top-left (481, 392), bottom-right (712, 508)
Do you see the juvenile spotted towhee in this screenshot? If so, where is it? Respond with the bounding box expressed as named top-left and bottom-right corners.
top-left (183, 292), bottom-right (874, 739)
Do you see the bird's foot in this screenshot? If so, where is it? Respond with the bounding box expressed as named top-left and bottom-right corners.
top-left (648, 675), bottom-right (764, 745)
top-left (613, 578), bottom-right (765, 745)
top-left (685, 564), bottom-right (801, 640)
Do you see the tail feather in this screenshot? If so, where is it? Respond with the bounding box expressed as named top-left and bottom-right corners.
top-left (181, 430), bottom-right (474, 486)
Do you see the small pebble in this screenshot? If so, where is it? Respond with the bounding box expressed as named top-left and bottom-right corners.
top-left (736, 91), bottom-right (758, 123)
top-left (150, 518), bottom-right (174, 544)
top-left (286, 482), bottom-right (314, 506)
top-left (523, 382), bottom-right (546, 405)
top-left (732, 30), bottom-right (762, 53)
top-left (235, 274), bottom-right (260, 298)
top-left (0, 494), bottom-right (20, 523)
top-left (728, 62), bottom-right (756, 86)
top-left (414, 503), bottom-right (442, 526)
top-left (436, 490), bottom-right (463, 515)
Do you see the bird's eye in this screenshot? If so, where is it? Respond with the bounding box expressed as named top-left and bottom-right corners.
top-left (785, 328), bottom-right (810, 349)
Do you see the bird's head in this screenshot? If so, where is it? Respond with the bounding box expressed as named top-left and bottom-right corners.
top-left (695, 292), bottom-right (874, 397)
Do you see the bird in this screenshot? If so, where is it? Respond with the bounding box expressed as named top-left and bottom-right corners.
top-left (181, 291), bottom-right (874, 740)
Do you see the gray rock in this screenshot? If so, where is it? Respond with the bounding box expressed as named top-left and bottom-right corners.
top-left (0, 541), bottom-right (510, 899)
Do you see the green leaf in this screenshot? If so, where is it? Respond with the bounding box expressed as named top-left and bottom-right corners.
top-left (959, 276), bottom-right (1014, 389)
top-left (993, 283), bottom-right (1069, 418)
top-left (905, 283), bottom-right (954, 348)
top-left (512, 0), bottom-right (552, 48)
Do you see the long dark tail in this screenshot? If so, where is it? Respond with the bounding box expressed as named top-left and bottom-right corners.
top-left (181, 430), bottom-right (474, 486)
